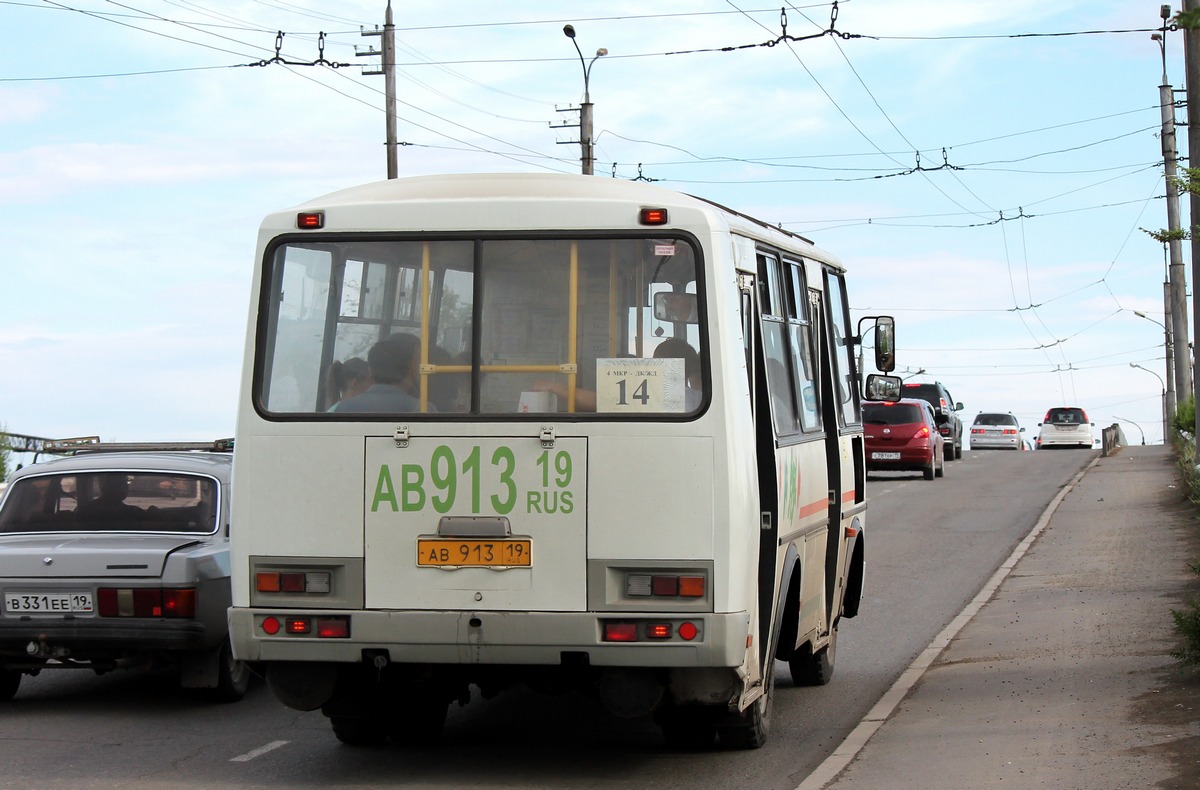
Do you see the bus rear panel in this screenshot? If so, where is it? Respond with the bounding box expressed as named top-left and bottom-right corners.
top-left (229, 173), bottom-right (879, 750)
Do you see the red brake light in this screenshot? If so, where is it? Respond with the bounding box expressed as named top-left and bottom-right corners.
top-left (98, 588), bottom-right (194, 618)
top-left (280, 572), bottom-right (306, 593)
top-left (639, 208), bottom-right (668, 225)
top-left (296, 211), bottom-right (324, 229)
top-left (317, 618), bottom-right (350, 638)
top-left (651, 576), bottom-right (679, 596)
top-left (604, 622), bottom-right (639, 642)
top-left (162, 589), bottom-right (196, 618)
top-left (916, 426), bottom-right (930, 438)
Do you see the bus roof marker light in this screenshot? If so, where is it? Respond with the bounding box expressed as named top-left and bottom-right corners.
top-left (296, 211), bottom-right (324, 229)
top-left (639, 208), bottom-right (668, 225)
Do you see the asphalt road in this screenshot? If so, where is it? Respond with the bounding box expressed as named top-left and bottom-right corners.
top-left (0, 447), bottom-right (1095, 790)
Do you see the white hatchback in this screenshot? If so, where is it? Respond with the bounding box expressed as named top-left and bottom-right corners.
top-left (1036, 407), bottom-right (1094, 449)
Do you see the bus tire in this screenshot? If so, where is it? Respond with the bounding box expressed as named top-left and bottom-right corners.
top-left (0, 667), bottom-right (20, 701)
top-left (790, 626), bottom-right (837, 687)
top-left (331, 715), bottom-right (390, 747)
top-left (717, 661), bottom-right (773, 750)
top-left (389, 693), bottom-right (448, 746)
top-left (657, 706), bottom-right (717, 750)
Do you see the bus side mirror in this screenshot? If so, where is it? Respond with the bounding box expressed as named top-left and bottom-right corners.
top-left (873, 316), bottom-right (895, 373)
top-left (865, 374), bottom-right (902, 402)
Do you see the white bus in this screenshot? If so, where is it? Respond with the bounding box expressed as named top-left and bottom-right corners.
top-left (228, 173), bottom-right (897, 749)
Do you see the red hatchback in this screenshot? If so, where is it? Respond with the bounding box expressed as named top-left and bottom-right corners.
top-left (863, 398), bottom-right (945, 480)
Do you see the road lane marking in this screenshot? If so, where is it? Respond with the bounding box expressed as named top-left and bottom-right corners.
top-left (231, 740), bottom-right (290, 762)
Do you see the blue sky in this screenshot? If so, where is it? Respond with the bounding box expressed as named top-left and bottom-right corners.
top-left (0, 0), bottom-right (1185, 448)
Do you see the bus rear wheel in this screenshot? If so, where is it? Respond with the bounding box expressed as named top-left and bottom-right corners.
top-left (657, 705), bottom-right (717, 749)
top-left (717, 661), bottom-right (773, 749)
top-left (790, 627), bottom-right (837, 686)
top-left (389, 692), bottom-right (448, 746)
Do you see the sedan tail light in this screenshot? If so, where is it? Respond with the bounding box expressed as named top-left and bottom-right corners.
top-left (97, 588), bottom-right (195, 618)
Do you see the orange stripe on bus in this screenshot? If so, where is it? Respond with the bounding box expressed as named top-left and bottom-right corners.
top-left (799, 500), bottom-right (826, 518)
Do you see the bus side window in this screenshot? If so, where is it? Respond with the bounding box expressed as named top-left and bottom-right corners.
top-left (822, 269), bottom-right (860, 427)
top-left (757, 252), bottom-right (798, 435)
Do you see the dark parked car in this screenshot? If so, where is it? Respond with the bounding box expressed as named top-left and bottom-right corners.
top-left (970, 411), bottom-right (1025, 450)
top-left (863, 398), bottom-right (945, 480)
top-left (0, 438), bottom-right (248, 702)
top-left (902, 381), bottom-right (964, 460)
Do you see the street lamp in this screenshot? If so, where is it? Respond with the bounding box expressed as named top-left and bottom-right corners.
top-left (901, 368), bottom-right (925, 382)
top-left (1114, 415), bottom-right (1146, 445)
top-left (563, 24), bottom-right (606, 175)
top-left (1134, 309), bottom-right (1177, 425)
top-left (1130, 362), bottom-right (1168, 442)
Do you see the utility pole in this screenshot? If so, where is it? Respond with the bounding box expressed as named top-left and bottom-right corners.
top-left (1157, 5), bottom-right (1193, 420)
top-left (1186, 0), bottom-right (1200, 443)
top-left (561, 25), bottom-right (606, 175)
top-left (360, 1), bottom-right (398, 179)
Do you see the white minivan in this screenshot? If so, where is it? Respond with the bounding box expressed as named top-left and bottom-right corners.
top-left (1036, 407), bottom-right (1094, 449)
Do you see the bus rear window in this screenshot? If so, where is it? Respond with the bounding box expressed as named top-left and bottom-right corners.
top-left (257, 237), bottom-right (704, 417)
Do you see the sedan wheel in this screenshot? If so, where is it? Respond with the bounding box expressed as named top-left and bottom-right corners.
top-left (211, 639), bottom-right (252, 703)
top-left (0, 668), bottom-right (20, 701)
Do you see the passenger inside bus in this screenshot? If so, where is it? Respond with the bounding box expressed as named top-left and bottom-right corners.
top-left (324, 357), bottom-right (370, 412)
top-left (335, 334), bottom-right (430, 413)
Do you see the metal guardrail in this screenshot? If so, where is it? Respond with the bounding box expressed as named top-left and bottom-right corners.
top-left (1101, 424), bottom-right (1122, 457)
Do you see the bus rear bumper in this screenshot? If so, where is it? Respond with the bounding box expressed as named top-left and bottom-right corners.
top-left (229, 607), bottom-right (748, 668)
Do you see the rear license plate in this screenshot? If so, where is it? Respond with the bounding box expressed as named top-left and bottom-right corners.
top-left (5, 592), bottom-right (94, 614)
top-left (417, 539), bottom-right (532, 568)
top-left (871, 452), bottom-right (901, 460)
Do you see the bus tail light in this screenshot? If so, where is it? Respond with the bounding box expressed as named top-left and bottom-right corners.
top-left (626, 573), bottom-right (706, 599)
top-left (604, 623), bottom-right (639, 642)
top-left (602, 620), bottom-right (702, 642)
top-left (256, 571), bottom-right (332, 595)
top-left (97, 588), bottom-right (195, 618)
top-left (259, 615), bottom-right (349, 638)
top-left (317, 618), bottom-right (350, 638)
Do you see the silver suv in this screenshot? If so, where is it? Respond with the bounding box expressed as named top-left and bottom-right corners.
top-left (900, 382), bottom-right (964, 459)
top-left (0, 438), bottom-right (248, 702)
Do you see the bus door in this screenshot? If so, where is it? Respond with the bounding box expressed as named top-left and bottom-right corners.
top-left (738, 269), bottom-right (780, 674)
top-left (818, 267), bottom-right (863, 626)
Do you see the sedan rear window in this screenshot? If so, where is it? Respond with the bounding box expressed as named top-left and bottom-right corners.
top-left (974, 413), bottom-right (1017, 426)
top-left (863, 403), bottom-right (923, 425)
top-left (0, 472), bottom-right (218, 534)
top-left (1045, 408), bottom-right (1087, 425)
